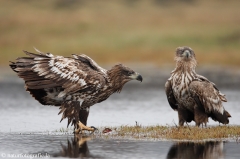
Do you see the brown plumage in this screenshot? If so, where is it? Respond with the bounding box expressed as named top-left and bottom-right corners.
top-left (10, 49), bottom-right (143, 132)
top-left (165, 46), bottom-right (231, 126)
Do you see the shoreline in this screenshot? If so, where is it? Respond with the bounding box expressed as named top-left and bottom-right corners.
top-left (2, 125), bottom-right (240, 142)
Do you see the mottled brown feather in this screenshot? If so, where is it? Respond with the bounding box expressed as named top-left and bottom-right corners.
top-left (9, 50), bottom-right (142, 129)
top-left (165, 46), bottom-right (230, 126)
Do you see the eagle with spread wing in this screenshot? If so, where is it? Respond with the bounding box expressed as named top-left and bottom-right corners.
top-left (10, 49), bottom-right (143, 133)
top-left (165, 46), bottom-right (231, 126)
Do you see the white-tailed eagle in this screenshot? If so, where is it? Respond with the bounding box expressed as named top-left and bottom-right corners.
top-left (10, 49), bottom-right (143, 133)
top-left (165, 46), bottom-right (231, 126)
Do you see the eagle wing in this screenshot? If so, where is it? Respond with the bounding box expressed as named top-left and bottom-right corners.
top-left (10, 50), bottom-right (108, 106)
top-left (195, 75), bottom-right (227, 102)
top-left (165, 79), bottom-right (178, 110)
top-left (189, 77), bottom-right (225, 114)
top-left (10, 50), bottom-right (110, 127)
top-left (22, 50), bottom-right (107, 98)
top-left (189, 76), bottom-right (230, 124)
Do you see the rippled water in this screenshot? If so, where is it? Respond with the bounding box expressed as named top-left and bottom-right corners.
top-left (0, 79), bottom-right (240, 159)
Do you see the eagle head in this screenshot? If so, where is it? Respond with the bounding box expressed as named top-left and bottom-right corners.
top-left (175, 46), bottom-right (197, 68)
top-left (109, 64), bottom-right (143, 92)
top-left (175, 46), bottom-right (195, 60)
top-left (113, 64), bottom-right (143, 82)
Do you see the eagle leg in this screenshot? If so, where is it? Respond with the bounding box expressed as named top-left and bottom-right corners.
top-left (177, 104), bottom-right (195, 126)
top-left (194, 106), bottom-right (208, 127)
top-left (74, 121), bottom-right (97, 134)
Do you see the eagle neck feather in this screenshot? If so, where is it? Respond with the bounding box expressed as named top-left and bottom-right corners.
top-left (172, 58), bottom-right (197, 75)
top-left (107, 67), bottom-right (129, 93)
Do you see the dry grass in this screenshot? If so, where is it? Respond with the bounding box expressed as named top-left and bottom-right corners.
top-left (52, 124), bottom-right (240, 141)
top-left (1, 0), bottom-right (240, 67)
top-left (98, 125), bottom-right (240, 141)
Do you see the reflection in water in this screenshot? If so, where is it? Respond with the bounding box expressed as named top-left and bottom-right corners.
top-left (52, 134), bottom-right (101, 158)
top-left (167, 141), bottom-right (224, 159)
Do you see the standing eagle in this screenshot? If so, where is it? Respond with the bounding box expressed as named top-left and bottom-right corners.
top-left (10, 49), bottom-right (143, 133)
top-left (165, 46), bottom-right (231, 126)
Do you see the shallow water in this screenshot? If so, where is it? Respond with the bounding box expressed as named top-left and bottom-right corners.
top-left (0, 79), bottom-right (240, 159)
top-left (0, 81), bottom-right (239, 132)
top-left (0, 133), bottom-right (240, 159)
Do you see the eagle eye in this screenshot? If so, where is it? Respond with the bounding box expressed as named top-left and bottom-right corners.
top-left (128, 71), bottom-right (133, 75)
top-left (127, 71), bottom-right (133, 76)
top-left (124, 70), bottom-right (134, 76)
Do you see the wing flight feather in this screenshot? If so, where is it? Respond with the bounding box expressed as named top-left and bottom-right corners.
top-left (23, 50), bottom-right (107, 97)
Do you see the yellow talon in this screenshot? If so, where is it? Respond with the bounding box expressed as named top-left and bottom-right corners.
top-left (74, 121), bottom-right (97, 134)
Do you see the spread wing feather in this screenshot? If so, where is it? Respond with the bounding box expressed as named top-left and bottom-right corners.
top-left (72, 54), bottom-right (107, 75)
top-left (23, 50), bottom-right (107, 97)
top-left (10, 49), bottom-right (112, 127)
top-left (10, 50), bottom-right (108, 107)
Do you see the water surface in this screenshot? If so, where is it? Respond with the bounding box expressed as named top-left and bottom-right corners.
top-left (0, 81), bottom-right (239, 132)
top-left (0, 77), bottom-right (240, 159)
top-left (0, 133), bottom-right (239, 159)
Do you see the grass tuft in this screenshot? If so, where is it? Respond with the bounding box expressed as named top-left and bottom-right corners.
top-left (51, 125), bottom-right (240, 141)
top-left (96, 125), bottom-right (240, 141)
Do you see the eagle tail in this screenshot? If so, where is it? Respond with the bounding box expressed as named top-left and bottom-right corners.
top-left (210, 110), bottom-right (231, 124)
